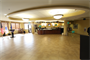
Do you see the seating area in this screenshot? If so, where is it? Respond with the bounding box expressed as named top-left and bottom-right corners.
top-left (18, 28), bottom-right (24, 33)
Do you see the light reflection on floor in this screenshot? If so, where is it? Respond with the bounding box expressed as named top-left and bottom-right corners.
top-left (0, 33), bottom-right (80, 60)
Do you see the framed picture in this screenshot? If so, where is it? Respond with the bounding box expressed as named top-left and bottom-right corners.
top-left (73, 24), bottom-right (78, 29)
top-left (48, 24), bottom-right (51, 26)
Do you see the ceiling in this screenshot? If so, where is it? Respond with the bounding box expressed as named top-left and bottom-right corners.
top-left (0, 0), bottom-right (90, 22)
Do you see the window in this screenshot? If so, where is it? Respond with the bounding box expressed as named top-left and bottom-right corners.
top-left (24, 24), bottom-right (28, 29)
top-left (16, 23), bottom-right (20, 29)
top-left (11, 23), bottom-right (15, 29)
top-left (1, 22), bottom-right (9, 34)
top-left (2, 22), bottom-right (8, 30)
top-left (29, 24), bottom-right (31, 28)
top-left (11, 23), bottom-right (20, 29)
top-left (2, 23), bottom-right (7, 30)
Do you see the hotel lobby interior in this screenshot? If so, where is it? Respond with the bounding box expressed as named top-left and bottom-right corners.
top-left (0, 0), bottom-right (90, 60)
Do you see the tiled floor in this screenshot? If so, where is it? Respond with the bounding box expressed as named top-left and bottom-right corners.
top-left (0, 33), bottom-right (80, 60)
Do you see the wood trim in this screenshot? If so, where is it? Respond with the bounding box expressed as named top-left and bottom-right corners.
top-left (11, 22), bottom-right (20, 23)
top-left (24, 22), bottom-right (28, 24)
top-left (1, 21), bottom-right (9, 23)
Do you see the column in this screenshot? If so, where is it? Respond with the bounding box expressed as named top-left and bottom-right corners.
top-left (63, 20), bottom-right (68, 35)
top-left (31, 22), bottom-right (35, 34)
top-left (9, 22), bottom-right (11, 33)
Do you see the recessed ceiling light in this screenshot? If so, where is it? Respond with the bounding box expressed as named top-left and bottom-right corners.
top-left (7, 16), bottom-right (9, 17)
top-left (4, 14), bottom-right (7, 15)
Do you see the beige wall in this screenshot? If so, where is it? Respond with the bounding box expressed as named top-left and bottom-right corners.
top-left (0, 32), bottom-right (1, 36)
top-left (70, 19), bottom-right (89, 36)
top-left (35, 22), bottom-right (64, 28)
top-left (64, 21), bottom-right (68, 35)
top-left (31, 22), bottom-right (35, 34)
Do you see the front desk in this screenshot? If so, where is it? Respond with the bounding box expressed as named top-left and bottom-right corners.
top-left (38, 28), bottom-right (62, 34)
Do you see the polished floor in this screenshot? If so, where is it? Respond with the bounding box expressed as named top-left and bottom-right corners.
top-left (0, 33), bottom-right (80, 60)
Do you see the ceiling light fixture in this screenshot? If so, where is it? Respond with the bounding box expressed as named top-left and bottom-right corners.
top-left (7, 16), bottom-right (9, 17)
top-left (53, 14), bottom-right (63, 19)
top-left (4, 14), bottom-right (7, 15)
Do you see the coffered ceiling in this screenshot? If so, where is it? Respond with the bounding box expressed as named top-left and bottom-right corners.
top-left (0, 0), bottom-right (90, 22)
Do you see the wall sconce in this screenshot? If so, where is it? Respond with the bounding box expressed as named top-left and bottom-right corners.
top-left (41, 23), bottom-right (44, 26)
top-left (52, 23), bottom-right (55, 26)
top-left (44, 23), bottom-right (47, 26)
top-left (41, 23), bottom-right (47, 26)
top-left (62, 23), bottom-right (64, 25)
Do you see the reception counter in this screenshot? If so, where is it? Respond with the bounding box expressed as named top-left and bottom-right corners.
top-left (38, 28), bottom-right (62, 35)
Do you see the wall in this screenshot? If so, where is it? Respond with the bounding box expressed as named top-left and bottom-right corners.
top-left (35, 23), bottom-right (64, 28)
top-left (70, 19), bottom-right (89, 36)
top-left (0, 32), bottom-right (1, 36)
top-left (20, 22), bottom-right (28, 33)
